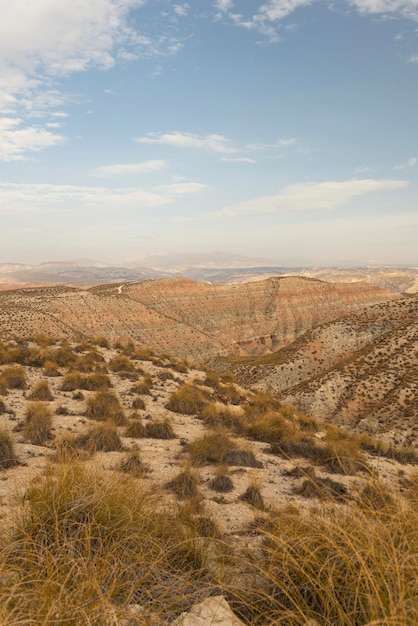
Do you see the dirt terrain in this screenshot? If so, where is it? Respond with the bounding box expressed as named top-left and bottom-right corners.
top-left (0, 277), bottom-right (395, 361)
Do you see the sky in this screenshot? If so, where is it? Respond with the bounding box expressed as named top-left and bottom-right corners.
top-left (0, 0), bottom-right (417, 267)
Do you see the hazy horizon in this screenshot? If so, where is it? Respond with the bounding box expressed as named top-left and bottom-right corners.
top-left (1, 1), bottom-right (417, 266)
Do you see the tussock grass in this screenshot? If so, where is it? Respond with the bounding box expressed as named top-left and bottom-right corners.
top-left (74, 422), bottom-right (123, 453)
top-left (0, 365), bottom-right (27, 389)
top-left (131, 382), bottom-right (151, 395)
top-left (200, 402), bottom-right (245, 430)
top-left (117, 451), bottom-right (148, 476)
top-left (0, 427), bottom-right (19, 469)
top-left (109, 355), bottom-right (136, 373)
top-left (189, 429), bottom-right (260, 467)
top-left (85, 391), bottom-right (127, 426)
top-left (132, 397), bottom-right (145, 410)
top-left (209, 467), bottom-right (234, 493)
top-left (23, 402), bottom-right (53, 445)
top-left (0, 463), bottom-right (215, 623)
top-left (42, 359), bottom-right (60, 377)
top-left (125, 419), bottom-right (147, 439)
top-left (166, 383), bottom-right (211, 415)
top-left (0, 399), bottom-right (6, 414)
top-left (239, 480), bottom-right (265, 510)
top-left (226, 494), bottom-right (418, 625)
top-left (28, 379), bottom-right (54, 401)
top-left (145, 419), bottom-right (176, 439)
top-left (167, 467), bottom-right (200, 500)
top-left (245, 391), bottom-right (281, 417)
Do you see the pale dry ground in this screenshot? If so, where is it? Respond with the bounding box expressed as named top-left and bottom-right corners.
top-left (0, 342), bottom-right (413, 539)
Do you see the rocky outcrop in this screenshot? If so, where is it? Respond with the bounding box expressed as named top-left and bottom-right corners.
top-left (0, 277), bottom-right (395, 361)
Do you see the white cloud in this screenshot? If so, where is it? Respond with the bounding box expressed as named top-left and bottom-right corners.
top-left (174, 4), bottom-right (190, 17)
top-left (408, 54), bottom-right (418, 62)
top-left (221, 157), bottom-right (257, 163)
top-left (90, 160), bottom-right (168, 177)
top-left (221, 0), bottom-right (418, 40)
top-left (136, 131), bottom-right (238, 154)
top-left (154, 182), bottom-right (210, 195)
top-left (246, 137), bottom-right (297, 150)
top-left (0, 117), bottom-right (64, 161)
top-left (348, 1), bottom-right (418, 20)
top-left (218, 179), bottom-right (408, 216)
top-left (0, 182), bottom-right (171, 214)
top-left (214, 0), bottom-right (234, 11)
top-left (394, 157), bottom-right (417, 169)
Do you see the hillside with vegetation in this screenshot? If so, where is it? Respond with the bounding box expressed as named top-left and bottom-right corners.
top-left (0, 335), bottom-right (417, 624)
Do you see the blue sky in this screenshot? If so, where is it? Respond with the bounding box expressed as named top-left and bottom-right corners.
top-left (0, 0), bottom-right (417, 266)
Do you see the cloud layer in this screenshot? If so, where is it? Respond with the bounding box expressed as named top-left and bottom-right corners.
top-left (220, 179), bottom-right (408, 216)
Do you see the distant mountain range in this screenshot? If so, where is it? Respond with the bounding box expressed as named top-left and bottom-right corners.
top-left (0, 258), bottom-right (417, 293)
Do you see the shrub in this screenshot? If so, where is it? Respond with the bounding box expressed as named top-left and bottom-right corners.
top-left (132, 397), bottom-right (145, 410)
top-left (28, 379), bottom-right (54, 401)
top-left (74, 422), bottom-right (123, 453)
top-left (60, 372), bottom-right (81, 391)
top-left (1, 365), bottom-right (26, 389)
top-left (167, 467), bottom-right (200, 500)
top-left (125, 420), bottom-right (146, 439)
top-left (0, 427), bottom-right (18, 469)
top-left (145, 420), bottom-right (176, 439)
top-left (85, 391), bottom-right (127, 426)
top-left (43, 360), bottom-right (60, 377)
top-left (209, 468), bottom-right (234, 493)
top-left (189, 429), bottom-right (259, 467)
top-left (118, 452), bottom-right (148, 477)
top-left (239, 484), bottom-right (265, 510)
top-left (166, 384), bottom-right (210, 415)
top-left (109, 355), bottom-right (135, 373)
top-left (131, 383), bottom-right (151, 395)
top-left (23, 402), bottom-right (53, 445)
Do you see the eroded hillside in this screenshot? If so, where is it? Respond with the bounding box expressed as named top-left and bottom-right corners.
top-left (0, 277), bottom-right (395, 361)
top-left (219, 296), bottom-right (418, 446)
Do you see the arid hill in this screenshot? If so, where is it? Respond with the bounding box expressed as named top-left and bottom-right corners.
top-left (0, 277), bottom-right (395, 361)
top-left (217, 295), bottom-right (418, 446)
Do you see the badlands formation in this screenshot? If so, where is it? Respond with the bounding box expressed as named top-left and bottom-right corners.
top-left (0, 276), bottom-right (417, 624)
top-left (0, 276), bottom-right (395, 360)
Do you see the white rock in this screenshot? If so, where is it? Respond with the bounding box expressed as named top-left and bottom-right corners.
top-left (173, 596), bottom-right (245, 626)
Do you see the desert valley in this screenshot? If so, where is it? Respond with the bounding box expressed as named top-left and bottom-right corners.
top-left (0, 270), bottom-right (417, 624)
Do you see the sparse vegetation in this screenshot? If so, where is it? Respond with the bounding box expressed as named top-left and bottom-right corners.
top-left (85, 391), bottom-right (127, 426)
top-left (0, 365), bottom-right (27, 389)
top-left (145, 419), bottom-right (176, 439)
top-left (166, 383), bottom-right (211, 414)
top-left (28, 379), bottom-right (54, 401)
top-left (0, 427), bottom-right (18, 469)
top-left (23, 402), bottom-right (53, 445)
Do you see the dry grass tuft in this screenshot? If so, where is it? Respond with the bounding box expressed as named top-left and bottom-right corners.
top-left (145, 419), bottom-right (176, 439)
top-left (0, 427), bottom-right (19, 469)
top-left (23, 402), bottom-right (53, 445)
top-left (74, 422), bottom-right (123, 453)
top-left (239, 484), bottom-right (265, 510)
top-left (167, 467), bottom-right (200, 500)
top-left (209, 468), bottom-right (234, 493)
top-left (125, 420), bottom-right (147, 439)
top-left (28, 379), bottom-right (54, 401)
top-left (1, 365), bottom-right (27, 390)
top-left (0, 463), bottom-right (215, 623)
top-left (189, 429), bottom-right (260, 467)
top-left (166, 383), bottom-right (211, 415)
top-left (226, 491), bottom-right (418, 625)
top-left (85, 391), bottom-right (127, 426)
top-left (117, 451), bottom-right (148, 477)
